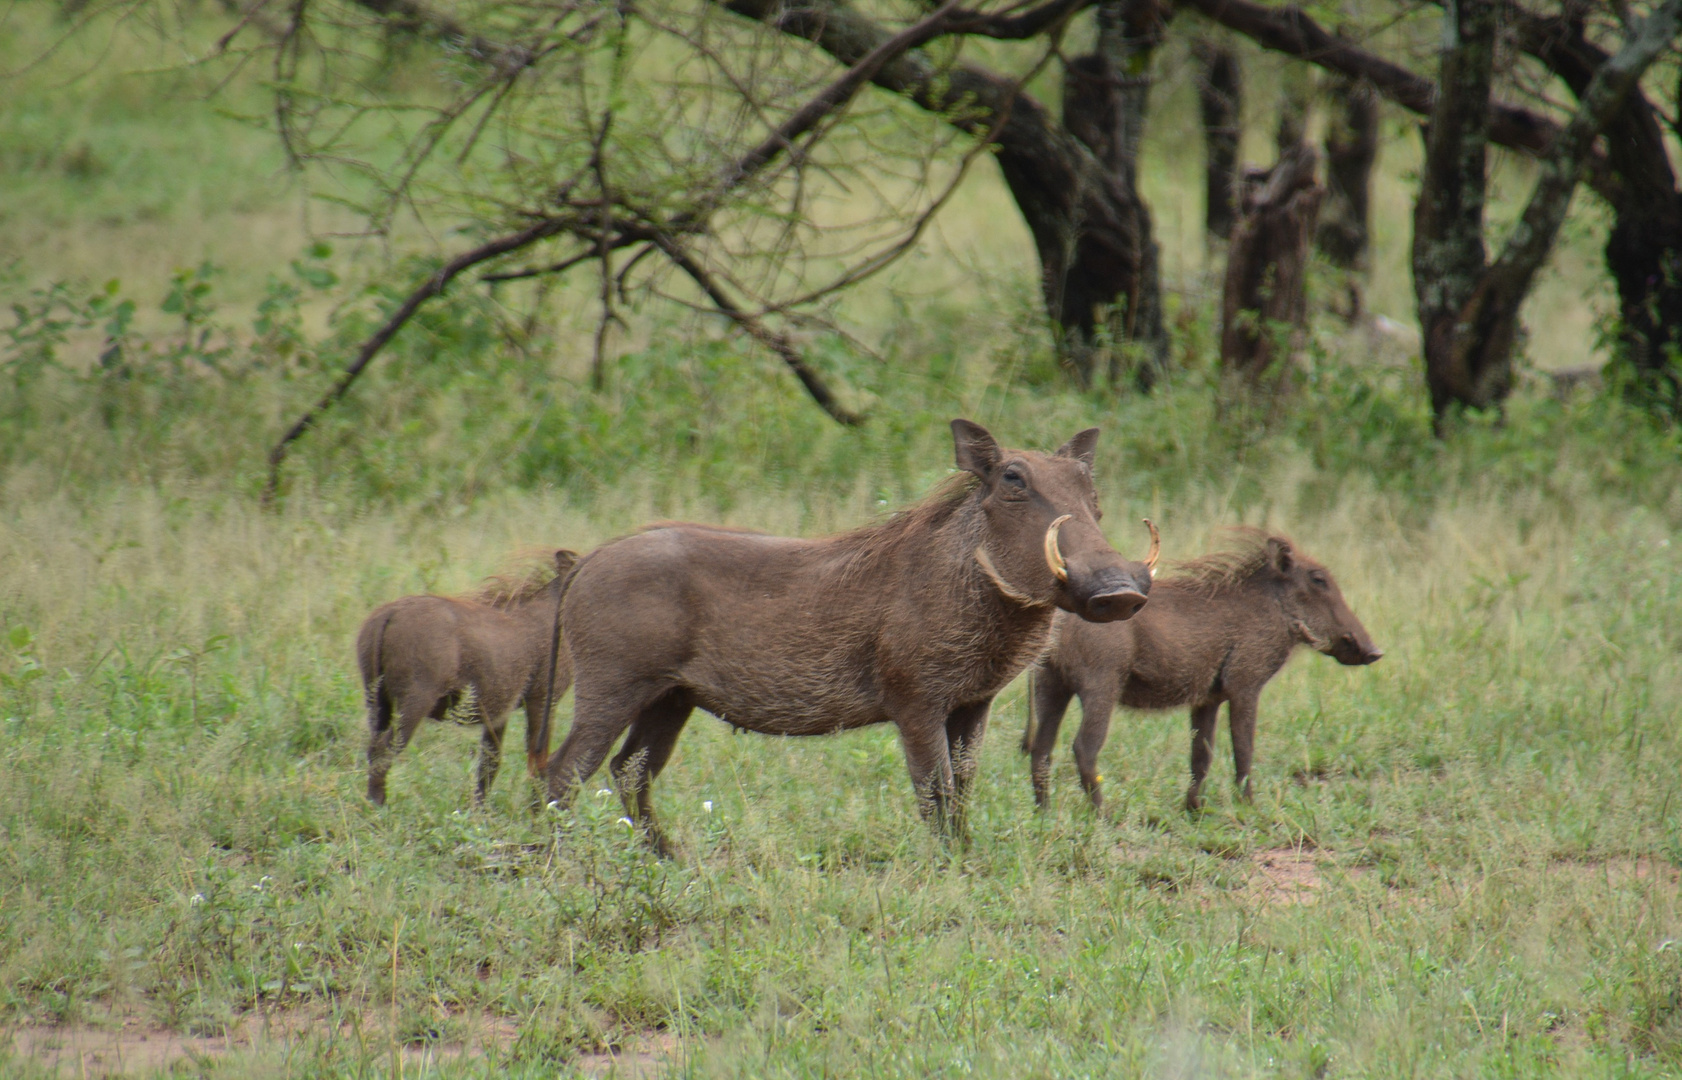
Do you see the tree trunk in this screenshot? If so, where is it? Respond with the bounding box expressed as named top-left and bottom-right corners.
top-left (1060, 0), bottom-right (1170, 387)
top-left (1316, 76), bottom-right (1379, 270)
top-left (1512, 4), bottom-right (1682, 414)
top-left (1414, 0), bottom-right (1682, 428)
top-left (724, 0), bottom-right (1168, 388)
top-left (1220, 143), bottom-right (1324, 381)
top-left (1412, 0), bottom-right (1502, 421)
top-left (1193, 39), bottom-right (1242, 240)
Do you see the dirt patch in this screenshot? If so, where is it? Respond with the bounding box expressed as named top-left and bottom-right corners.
top-left (575, 1031), bottom-right (683, 1078)
top-left (4, 1009), bottom-right (678, 1077)
top-left (7, 1023), bottom-right (226, 1078)
top-left (1237, 846), bottom-right (1370, 908)
top-left (1246, 847), bottom-right (1325, 906)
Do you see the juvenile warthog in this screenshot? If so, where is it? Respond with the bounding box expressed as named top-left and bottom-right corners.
top-left (545, 420), bottom-right (1157, 852)
top-left (1022, 530), bottom-right (1381, 811)
top-left (359, 549), bottom-right (578, 806)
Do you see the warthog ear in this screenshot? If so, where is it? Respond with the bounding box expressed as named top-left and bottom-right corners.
top-left (554, 549), bottom-right (579, 575)
top-left (951, 419), bottom-right (1002, 478)
top-left (1055, 428), bottom-right (1100, 466)
top-left (1267, 537), bottom-right (1294, 573)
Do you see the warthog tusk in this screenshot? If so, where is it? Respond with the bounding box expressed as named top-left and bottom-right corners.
top-left (1142, 518), bottom-right (1160, 578)
top-left (1044, 514), bottom-right (1072, 583)
top-left (1291, 618), bottom-right (1330, 652)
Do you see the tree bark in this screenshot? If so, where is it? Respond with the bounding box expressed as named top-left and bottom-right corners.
top-left (1193, 38), bottom-right (1242, 240)
top-left (1511, 4), bottom-right (1682, 413)
top-left (1411, 0), bottom-right (1504, 419)
top-left (1316, 76), bottom-right (1379, 271)
top-left (1414, 0), bottom-right (1682, 426)
top-left (1056, 0), bottom-right (1169, 387)
top-left (1220, 143), bottom-right (1324, 381)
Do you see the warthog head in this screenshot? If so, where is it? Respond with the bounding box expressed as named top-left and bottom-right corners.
top-left (953, 419), bottom-right (1155, 622)
top-left (1267, 537), bottom-right (1383, 665)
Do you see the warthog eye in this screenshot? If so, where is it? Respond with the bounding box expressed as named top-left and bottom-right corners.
top-left (1310, 571), bottom-right (1329, 589)
top-left (1000, 466), bottom-right (1027, 489)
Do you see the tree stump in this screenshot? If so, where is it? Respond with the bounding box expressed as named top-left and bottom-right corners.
top-left (1220, 143), bottom-right (1325, 383)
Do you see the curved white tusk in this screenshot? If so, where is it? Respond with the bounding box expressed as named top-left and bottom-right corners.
top-left (1142, 518), bottom-right (1160, 578)
top-left (1044, 514), bottom-right (1072, 583)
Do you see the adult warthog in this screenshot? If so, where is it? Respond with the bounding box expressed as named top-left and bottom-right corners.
top-left (1022, 530), bottom-right (1381, 811)
top-left (544, 420), bottom-right (1157, 852)
top-left (359, 549), bottom-right (578, 806)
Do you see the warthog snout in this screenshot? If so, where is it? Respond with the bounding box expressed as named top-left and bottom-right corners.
top-left (1332, 633), bottom-right (1383, 666)
top-left (1055, 519), bottom-right (1156, 623)
top-left (1077, 565), bottom-right (1151, 622)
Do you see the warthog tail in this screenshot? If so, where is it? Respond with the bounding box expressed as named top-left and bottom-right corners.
top-left (529, 556), bottom-right (585, 778)
top-left (366, 610), bottom-right (395, 733)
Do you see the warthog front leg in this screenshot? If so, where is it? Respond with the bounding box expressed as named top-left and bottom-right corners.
top-left (944, 701), bottom-right (991, 836)
top-left (1185, 702), bottom-right (1221, 812)
top-left (609, 692), bottom-right (693, 858)
top-left (1228, 690), bottom-right (1260, 804)
top-left (1069, 688), bottom-right (1119, 812)
top-left (1026, 670), bottom-right (1075, 809)
top-left (898, 712), bottom-right (958, 835)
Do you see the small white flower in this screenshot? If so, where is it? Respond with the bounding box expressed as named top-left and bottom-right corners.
top-left (596, 788), bottom-right (613, 797)
top-left (617, 817), bottom-right (634, 828)
top-left (703, 801), bottom-right (713, 814)
top-left (189, 893), bottom-right (205, 906)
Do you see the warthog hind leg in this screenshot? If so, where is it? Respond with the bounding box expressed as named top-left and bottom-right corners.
top-left (1228, 690), bottom-right (1260, 804)
top-left (545, 679), bottom-right (663, 814)
top-left (1026, 672), bottom-right (1075, 809)
top-left (474, 721), bottom-right (507, 806)
top-left (367, 687), bottom-right (443, 805)
top-left (1185, 702), bottom-right (1221, 811)
top-left (609, 691), bottom-right (694, 858)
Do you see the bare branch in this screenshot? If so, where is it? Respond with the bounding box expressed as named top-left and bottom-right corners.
top-left (648, 232), bottom-right (863, 425)
top-left (481, 247), bottom-right (612, 284)
top-left (945, 0), bottom-right (1096, 38)
top-left (1180, 0), bottom-right (1616, 200)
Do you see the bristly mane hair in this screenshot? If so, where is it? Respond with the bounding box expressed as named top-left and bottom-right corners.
top-left (830, 473), bottom-right (980, 568)
top-left (1165, 527), bottom-right (1289, 595)
top-left (462, 549), bottom-right (563, 609)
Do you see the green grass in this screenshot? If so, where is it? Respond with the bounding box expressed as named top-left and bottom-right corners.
top-left (3, 4), bottom-right (1682, 1077)
top-left (3, 413), bottom-right (1682, 1076)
